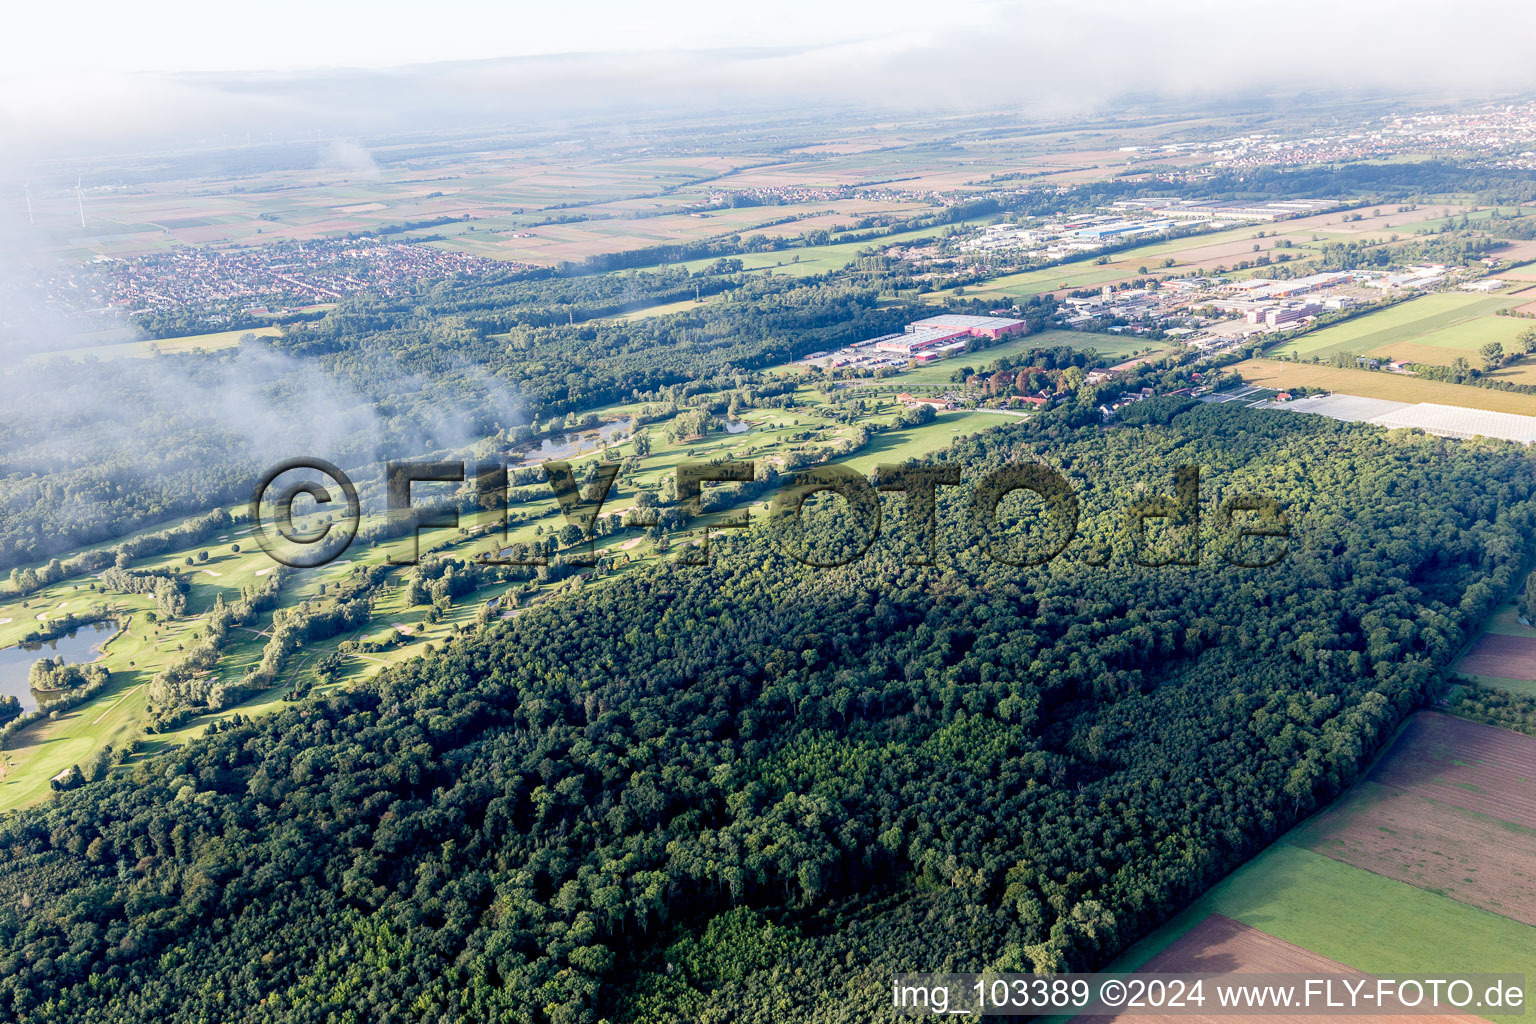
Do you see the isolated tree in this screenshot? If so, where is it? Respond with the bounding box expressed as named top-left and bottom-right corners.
top-left (1480, 341), bottom-right (1504, 371)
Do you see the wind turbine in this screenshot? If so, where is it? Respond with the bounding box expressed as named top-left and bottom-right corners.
top-left (75, 177), bottom-right (86, 229)
top-left (23, 181), bottom-right (34, 225)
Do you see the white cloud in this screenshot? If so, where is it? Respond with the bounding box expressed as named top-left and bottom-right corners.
top-left (2, 0), bottom-right (1534, 160)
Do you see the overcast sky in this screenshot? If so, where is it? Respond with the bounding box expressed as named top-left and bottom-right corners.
top-left (4, 0), bottom-right (1003, 75)
top-left (5, 0), bottom-right (1536, 159)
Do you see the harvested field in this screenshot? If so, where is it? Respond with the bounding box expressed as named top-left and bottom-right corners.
top-left (1455, 631), bottom-right (1536, 681)
top-left (1229, 358), bottom-right (1536, 415)
top-left (1076, 914), bottom-right (1484, 1024)
top-left (1497, 241), bottom-right (1536, 264)
top-left (1296, 713), bottom-right (1536, 926)
top-left (1365, 713), bottom-right (1536, 829)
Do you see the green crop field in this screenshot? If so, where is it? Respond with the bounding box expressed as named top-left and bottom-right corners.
top-left (1272, 293), bottom-right (1524, 361)
top-left (1080, 710), bottom-right (1536, 1024)
top-left (1377, 205), bottom-right (1534, 236)
top-left (925, 262), bottom-right (1138, 302)
top-left (1100, 841), bottom-right (1532, 1024)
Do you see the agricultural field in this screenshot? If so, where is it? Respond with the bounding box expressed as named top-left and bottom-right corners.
top-left (1229, 358), bottom-right (1536, 416)
top-left (1089, 712), bottom-right (1536, 1024)
top-left (46, 150), bottom-right (779, 259)
top-left (27, 325), bottom-right (284, 363)
top-left (1507, 283), bottom-right (1536, 316)
top-left (707, 147), bottom-right (1118, 193)
top-left (1362, 205), bottom-right (1536, 237)
top-left (1079, 914), bottom-right (1485, 1023)
top-left (48, 112), bottom-right (1206, 266)
top-left (1500, 260), bottom-right (1536, 283)
top-left (1455, 633), bottom-right (1536, 695)
top-left (427, 197), bottom-right (937, 266)
top-left (1291, 713), bottom-right (1536, 927)
top-left (1271, 291), bottom-right (1531, 363)
top-left (1452, 600), bottom-right (1536, 696)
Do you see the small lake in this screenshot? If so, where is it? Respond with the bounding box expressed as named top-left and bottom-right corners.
top-left (513, 418), bottom-right (635, 464)
top-left (724, 419), bottom-right (751, 434)
top-left (0, 620), bottom-right (118, 715)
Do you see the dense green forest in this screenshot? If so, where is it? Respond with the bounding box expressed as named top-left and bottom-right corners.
top-left (1449, 679), bottom-right (1536, 736)
top-left (0, 404), bottom-right (1528, 1023)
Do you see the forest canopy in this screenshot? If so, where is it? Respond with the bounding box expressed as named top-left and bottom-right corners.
top-left (0, 405), bottom-right (1530, 1023)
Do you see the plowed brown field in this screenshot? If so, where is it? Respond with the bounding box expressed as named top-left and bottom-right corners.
top-left (1075, 914), bottom-right (1484, 1023)
top-left (1456, 632), bottom-right (1536, 682)
top-left (1297, 713), bottom-right (1536, 925)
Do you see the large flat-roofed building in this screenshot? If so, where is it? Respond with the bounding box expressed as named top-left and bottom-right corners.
top-left (875, 326), bottom-right (971, 354)
top-left (1266, 302), bottom-right (1323, 329)
top-left (905, 313), bottom-right (1030, 340)
top-left (1245, 272), bottom-right (1351, 300)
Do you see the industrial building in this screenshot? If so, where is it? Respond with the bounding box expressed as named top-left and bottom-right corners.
top-left (906, 313), bottom-right (1030, 339)
top-left (1109, 198), bottom-right (1341, 222)
top-left (872, 313), bottom-right (1030, 357)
